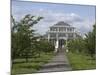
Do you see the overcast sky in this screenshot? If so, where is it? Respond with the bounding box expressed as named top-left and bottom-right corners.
top-left (12, 0), bottom-right (96, 35)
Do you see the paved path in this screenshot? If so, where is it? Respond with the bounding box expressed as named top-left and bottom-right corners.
top-left (38, 48), bottom-right (72, 73)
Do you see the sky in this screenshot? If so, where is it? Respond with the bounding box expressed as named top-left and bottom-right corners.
top-left (12, 0), bottom-right (96, 35)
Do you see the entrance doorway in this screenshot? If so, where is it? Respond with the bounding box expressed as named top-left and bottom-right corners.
top-left (58, 39), bottom-right (65, 48)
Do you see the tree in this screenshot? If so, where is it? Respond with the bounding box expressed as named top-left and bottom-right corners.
top-left (11, 15), bottom-right (19, 60)
top-left (11, 14), bottom-right (43, 62)
top-left (85, 24), bottom-right (96, 58)
top-left (67, 24), bottom-right (96, 59)
top-left (33, 39), bottom-right (54, 58)
top-left (39, 40), bottom-right (54, 54)
top-left (67, 37), bottom-right (85, 53)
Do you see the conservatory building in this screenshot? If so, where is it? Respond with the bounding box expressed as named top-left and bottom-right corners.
top-left (45, 21), bottom-right (81, 48)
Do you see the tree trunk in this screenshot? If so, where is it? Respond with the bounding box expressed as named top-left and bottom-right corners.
top-left (25, 54), bottom-right (29, 63)
top-left (26, 57), bottom-right (28, 62)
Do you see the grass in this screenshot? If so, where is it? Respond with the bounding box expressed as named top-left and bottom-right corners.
top-left (67, 52), bottom-right (96, 70)
top-left (11, 52), bottom-right (54, 75)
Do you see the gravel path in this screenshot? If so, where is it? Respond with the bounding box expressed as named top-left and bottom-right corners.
top-left (38, 48), bottom-right (72, 73)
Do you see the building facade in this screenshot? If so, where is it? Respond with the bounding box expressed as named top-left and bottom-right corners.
top-left (45, 21), bottom-right (81, 48)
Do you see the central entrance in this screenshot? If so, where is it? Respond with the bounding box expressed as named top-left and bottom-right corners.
top-left (58, 39), bottom-right (65, 48)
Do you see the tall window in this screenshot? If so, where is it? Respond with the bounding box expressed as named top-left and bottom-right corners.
top-left (58, 33), bottom-right (66, 37)
top-left (67, 28), bottom-right (73, 32)
top-left (50, 27), bottom-right (57, 31)
top-left (50, 33), bottom-right (56, 37)
top-left (59, 27), bottom-right (66, 32)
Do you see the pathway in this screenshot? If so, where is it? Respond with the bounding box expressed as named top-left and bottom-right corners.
top-left (38, 48), bottom-right (72, 73)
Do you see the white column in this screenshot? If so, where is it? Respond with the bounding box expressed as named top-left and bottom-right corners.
top-left (57, 27), bottom-right (59, 32)
top-left (66, 33), bottom-right (68, 40)
top-left (55, 37), bottom-right (59, 53)
top-left (58, 27), bottom-right (60, 32)
top-left (73, 28), bottom-right (76, 39)
top-left (65, 28), bottom-right (67, 32)
top-left (56, 33), bottom-right (59, 48)
top-left (73, 33), bottom-right (76, 39)
top-left (66, 33), bottom-right (69, 53)
top-left (48, 33), bottom-right (50, 42)
top-left (56, 33), bottom-right (58, 40)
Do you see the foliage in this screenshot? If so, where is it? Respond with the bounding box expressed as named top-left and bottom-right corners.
top-left (11, 14), bottom-right (43, 62)
top-left (67, 24), bottom-right (96, 58)
top-left (39, 40), bottom-right (54, 53)
top-left (67, 37), bottom-right (85, 53)
top-left (84, 24), bottom-right (96, 57)
top-left (33, 39), bottom-right (54, 57)
top-left (11, 14), bottom-right (54, 63)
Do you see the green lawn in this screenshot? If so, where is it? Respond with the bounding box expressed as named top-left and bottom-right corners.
top-left (67, 52), bottom-right (96, 70)
top-left (11, 52), bottom-right (54, 75)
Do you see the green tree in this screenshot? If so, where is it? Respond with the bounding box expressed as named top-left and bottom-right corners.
top-left (67, 37), bottom-right (85, 53)
top-left (33, 39), bottom-right (54, 57)
top-left (39, 40), bottom-right (54, 54)
top-left (67, 24), bottom-right (96, 58)
top-left (85, 24), bottom-right (96, 58)
top-left (11, 14), bottom-right (43, 62)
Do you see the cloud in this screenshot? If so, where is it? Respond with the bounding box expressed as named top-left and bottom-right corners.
top-left (12, 8), bottom-right (95, 35)
top-left (32, 9), bottom-right (94, 35)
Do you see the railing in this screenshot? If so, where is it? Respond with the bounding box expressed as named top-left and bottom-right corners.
top-left (48, 31), bottom-right (75, 33)
top-left (49, 37), bottom-right (67, 40)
